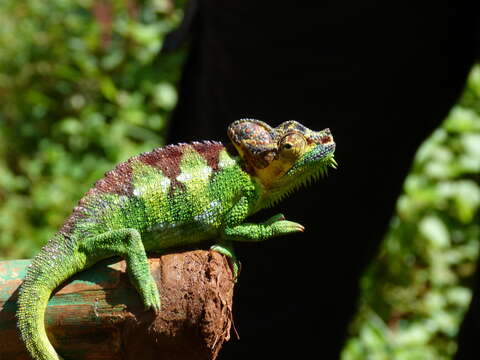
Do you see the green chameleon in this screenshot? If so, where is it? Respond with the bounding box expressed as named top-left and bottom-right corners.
top-left (17, 119), bottom-right (336, 360)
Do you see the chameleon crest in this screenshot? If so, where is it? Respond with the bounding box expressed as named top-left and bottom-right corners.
top-left (17, 119), bottom-right (336, 360)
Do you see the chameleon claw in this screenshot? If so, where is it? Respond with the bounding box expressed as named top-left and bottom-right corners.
top-left (147, 298), bottom-right (161, 314)
top-left (270, 219), bottom-right (305, 236)
top-left (210, 243), bottom-right (240, 281)
top-left (140, 277), bottom-right (161, 314)
top-left (231, 259), bottom-right (241, 282)
top-left (264, 213), bottom-right (286, 225)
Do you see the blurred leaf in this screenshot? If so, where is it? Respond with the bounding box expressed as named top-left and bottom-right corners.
top-left (0, 0), bottom-right (186, 259)
top-left (344, 64), bottom-right (480, 360)
top-left (420, 216), bottom-right (449, 248)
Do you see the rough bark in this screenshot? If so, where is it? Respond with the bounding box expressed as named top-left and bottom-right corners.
top-left (0, 250), bottom-right (234, 360)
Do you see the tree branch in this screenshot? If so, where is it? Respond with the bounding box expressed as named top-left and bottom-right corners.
top-left (0, 250), bottom-right (235, 360)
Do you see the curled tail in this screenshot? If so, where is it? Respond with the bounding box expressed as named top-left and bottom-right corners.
top-left (17, 238), bottom-right (83, 360)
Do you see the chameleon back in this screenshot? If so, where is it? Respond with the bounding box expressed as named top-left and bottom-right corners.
top-left (62, 141), bottom-right (256, 251)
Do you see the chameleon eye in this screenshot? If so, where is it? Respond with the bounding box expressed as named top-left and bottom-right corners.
top-left (279, 133), bottom-right (306, 160)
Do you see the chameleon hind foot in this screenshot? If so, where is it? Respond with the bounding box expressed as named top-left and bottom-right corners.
top-left (80, 228), bottom-right (161, 312)
top-left (211, 242), bottom-right (241, 281)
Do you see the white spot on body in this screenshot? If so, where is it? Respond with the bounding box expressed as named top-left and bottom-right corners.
top-left (218, 151), bottom-right (237, 168)
top-left (193, 200), bottom-right (221, 225)
top-left (133, 186), bottom-right (144, 197)
top-left (159, 177), bottom-right (171, 192)
top-left (134, 176), bottom-right (170, 196)
top-left (176, 165), bottom-right (212, 183)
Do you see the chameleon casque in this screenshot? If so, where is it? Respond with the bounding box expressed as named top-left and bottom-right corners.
top-left (17, 119), bottom-right (336, 360)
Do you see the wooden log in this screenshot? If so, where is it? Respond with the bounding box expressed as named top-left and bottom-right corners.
top-left (0, 250), bottom-right (235, 360)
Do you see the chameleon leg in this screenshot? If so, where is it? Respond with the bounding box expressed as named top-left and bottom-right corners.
top-left (79, 228), bottom-right (161, 312)
top-left (221, 196), bottom-right (304, 243)
top-left (222, 213), bottom-right (304, 242)
top-left (210, 241), bottom-right (241, 280)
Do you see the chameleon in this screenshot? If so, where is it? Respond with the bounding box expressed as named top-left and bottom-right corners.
top-left (17, 119), bottom-right (336, 360)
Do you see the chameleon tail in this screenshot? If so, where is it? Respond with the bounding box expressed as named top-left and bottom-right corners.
top-left (17, 238), bottom-right (83, 360)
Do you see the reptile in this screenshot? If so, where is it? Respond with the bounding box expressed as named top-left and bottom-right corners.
top-left (17, 119), bottom-right (336, 360)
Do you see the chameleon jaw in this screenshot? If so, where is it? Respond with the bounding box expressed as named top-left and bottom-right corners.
top-left (285, 143), bottom-right (336, 177)
top-left (263, 146), bottom-right (337, 207)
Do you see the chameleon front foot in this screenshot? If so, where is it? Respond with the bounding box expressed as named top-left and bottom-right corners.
top-left (265, 213), bottom-right (305, 234)
top-left (222, 213), bottom-right (305, 243)
top-left (274, 221), bottom-right (304, 233)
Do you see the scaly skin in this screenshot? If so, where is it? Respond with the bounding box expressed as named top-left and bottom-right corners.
top-left (17, 119), bottom-right (336, 360)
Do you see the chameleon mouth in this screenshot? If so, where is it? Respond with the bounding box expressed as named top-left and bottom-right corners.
top-left (265, 143), bottom-right (336, 207)
top-left (286, 143), bottom-right (336, 177)
top-left (308, 143), bottom-right (336, 165)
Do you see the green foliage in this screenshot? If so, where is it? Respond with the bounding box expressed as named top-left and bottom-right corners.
top-left (0, 0), bottom-right (186, 259)
top-left (343, 66), bottom-right (480, 360)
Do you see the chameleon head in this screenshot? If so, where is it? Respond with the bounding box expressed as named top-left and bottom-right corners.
top-left (228, 119), bottom-right (336, 194)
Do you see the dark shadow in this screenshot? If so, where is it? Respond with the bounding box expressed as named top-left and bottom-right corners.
top-left (166, 2), bottom-right (480, 359)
